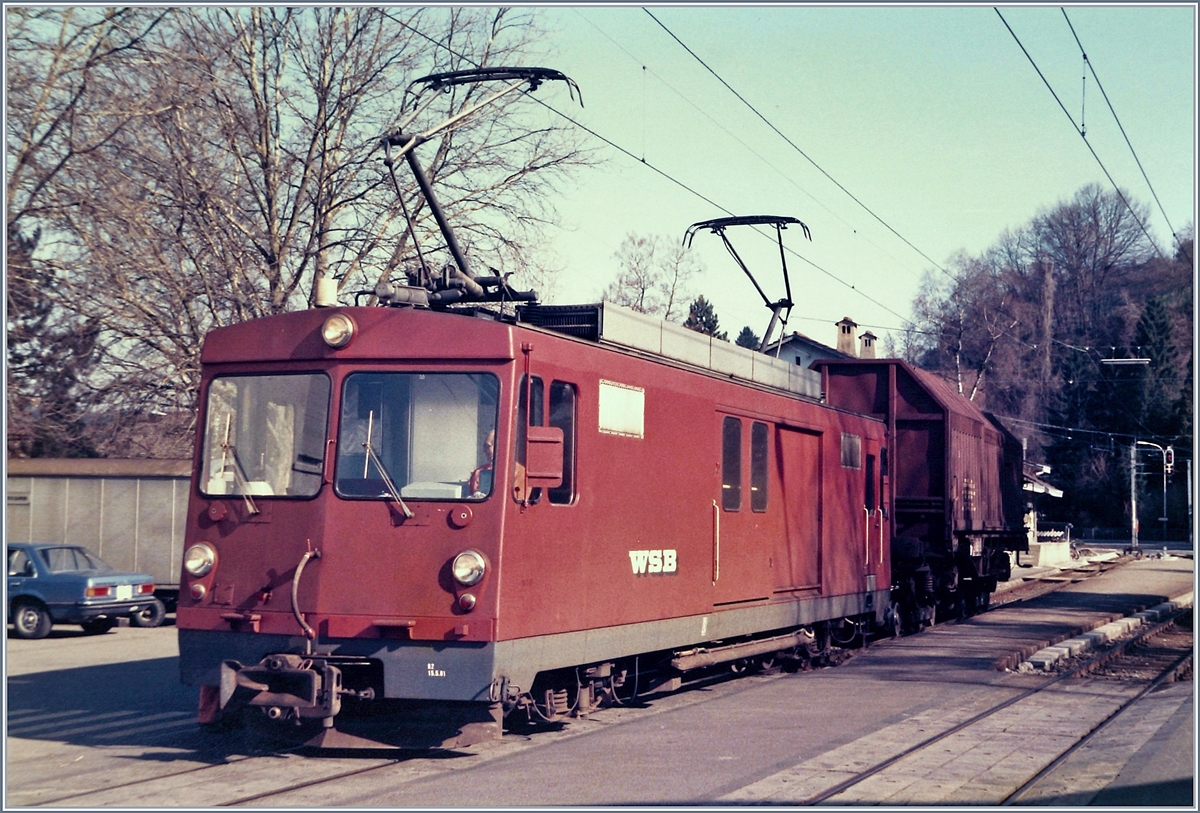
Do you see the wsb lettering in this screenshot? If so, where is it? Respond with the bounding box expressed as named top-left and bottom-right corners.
top-left (628, 549), bottom-right (677, 575)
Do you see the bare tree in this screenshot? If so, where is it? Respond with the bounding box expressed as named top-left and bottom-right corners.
top-left (6, 7), bottom-right (168, 457)
top-left (908, 253), bottom-right (1018, 401)
top-left (603, 232), bottom-right (700, 321)
top-left (8, 7), bottom-right (590, 457)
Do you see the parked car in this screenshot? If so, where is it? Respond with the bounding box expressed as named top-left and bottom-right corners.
top-left (7, 542), bottom-right (165, 639)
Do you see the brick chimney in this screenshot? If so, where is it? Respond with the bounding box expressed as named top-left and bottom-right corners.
top-left (859, 330), bottom-right (877, 359)
top-left (835, 317), bottom-right (857, 356)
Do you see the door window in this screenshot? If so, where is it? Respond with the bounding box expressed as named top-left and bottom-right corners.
top-left (751, 421), bottom-right (769, 513)
top-left (722, 416), bottom-right (742, 511)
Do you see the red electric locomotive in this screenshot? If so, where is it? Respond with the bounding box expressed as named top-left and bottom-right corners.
top-left (177, 298), bottom-right (892, 747)
top-left (175, 67), bottom-right (1017, 748)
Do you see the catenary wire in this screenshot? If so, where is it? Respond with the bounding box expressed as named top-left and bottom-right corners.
top-left (1061, 8), bottom-right (1184, 254)
top-left (643, 8), bottom-right (964, 287)
top-left (993, 8), bottom-right (1167, 261)
top-left (574, 9), bottom-right (926, 283)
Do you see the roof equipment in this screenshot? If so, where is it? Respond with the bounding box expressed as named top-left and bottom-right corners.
top-left (683, 215), bottom-right (810, 355)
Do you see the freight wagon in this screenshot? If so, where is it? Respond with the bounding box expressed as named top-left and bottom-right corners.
top-left (814, 358), bottom-right (1028, 628)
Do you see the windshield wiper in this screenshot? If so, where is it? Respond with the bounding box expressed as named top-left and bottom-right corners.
top-left (219, 414), bottom-right (260, 516)
top-left (363, 411), bottom-right (414, 519)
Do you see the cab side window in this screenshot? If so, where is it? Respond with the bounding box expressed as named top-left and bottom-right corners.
top-left (516, 376), bottom-right (578, 506)
top-left (548, 381), bottom-right (577, 505)
top-left (516, 375), bottom-right (544, 504)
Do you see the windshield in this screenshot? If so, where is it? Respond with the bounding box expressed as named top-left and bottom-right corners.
top-left (40, 546), bottom-right (112, 573)
top-left (201, 373), bottom-right (331, 498)
top-left (336, 372), bottom-right (499, 501)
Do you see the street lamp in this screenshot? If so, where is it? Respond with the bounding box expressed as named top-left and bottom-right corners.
top-left (1134, 440), bottom-right (1170, 546)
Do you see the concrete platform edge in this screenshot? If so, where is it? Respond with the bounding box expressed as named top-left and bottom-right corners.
top-left (1012, 590), bottom-right (1194, 673)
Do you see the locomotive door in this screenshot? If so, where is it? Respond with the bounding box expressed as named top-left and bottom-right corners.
top-left (774, 426), bottom-right (821, 593)
top-left (712, 414), bottom-right (771, 605)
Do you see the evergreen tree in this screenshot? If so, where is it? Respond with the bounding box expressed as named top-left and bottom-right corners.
top-left (683, 296), bottom-right (728, 340)
top-left (735, 326), bottom-right (760, 349)
top-left (1134, 297), bottom-right (1181, 434)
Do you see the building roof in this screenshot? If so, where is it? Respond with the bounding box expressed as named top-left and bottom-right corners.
top-left (7, 458), bottom-right (192, 478)
top-left (764, 330), bottom-right (851, 357)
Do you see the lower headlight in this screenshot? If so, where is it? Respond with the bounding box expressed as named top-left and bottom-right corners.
top-left (184, 543), bottom-right (216, 577)
top-left (452, 550), bottom-right (486, 586)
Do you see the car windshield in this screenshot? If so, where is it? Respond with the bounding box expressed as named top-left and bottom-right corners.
top-left (335, 372), bottom-right (499, 501)
top-left (39, 546), bottom-right (112, 573)
top-left (201, 373), bottom-right (331, 498)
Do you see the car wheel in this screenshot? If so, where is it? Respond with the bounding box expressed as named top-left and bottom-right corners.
top-left (11, 602), bottom-right (52, 639)
top-left (130, 598), bottom-right (166, 628)
top-left (80, 618), bottom-right (117, 635)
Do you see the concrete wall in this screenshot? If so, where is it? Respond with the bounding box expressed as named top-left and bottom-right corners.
top-left (6, 459), bottom-right (191, 590)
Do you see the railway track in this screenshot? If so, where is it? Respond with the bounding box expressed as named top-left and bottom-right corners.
top-left (988, 557), bottom-right (1129, 609)
top-left (1002, 610), bottom-right (1193, 805)
top-left (19, 563), bottom-right (1189, 807)
top-left (794, 607), bottom-right (1193, 806)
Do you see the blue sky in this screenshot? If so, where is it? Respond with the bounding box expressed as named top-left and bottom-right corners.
top-left (521, 4), bottom-right (1196, 350)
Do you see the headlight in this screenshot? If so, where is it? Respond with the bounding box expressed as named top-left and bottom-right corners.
top-left (184, 543), bottom-right (216, 577)
top-left (452, 550), bottom-right (486, 586)
top-left (321, 313), bottom-right (355, 348)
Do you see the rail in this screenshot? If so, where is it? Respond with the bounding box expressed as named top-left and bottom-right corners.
top-left (800, 606), bottom-right (1193, 805)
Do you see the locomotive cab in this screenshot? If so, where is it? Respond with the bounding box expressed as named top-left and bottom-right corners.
top-left (178, 307), bottom-right (525, 746)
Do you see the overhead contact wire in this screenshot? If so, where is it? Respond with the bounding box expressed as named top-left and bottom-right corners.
top-left (643, 8), bottom-right (961, 285)
top-left (994, 8), bottom-right (1166, 261)
top-left (575, 10), bottom-right (922, 281)
top-left (384, 9), bottom-right (917, 328)
top-left (1060, 8), bottom-right (1183, 254)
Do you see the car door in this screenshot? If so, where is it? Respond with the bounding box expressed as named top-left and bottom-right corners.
top-left (7, 547), bottom-right (37, 604)
top-left (34, 547), bottom-right (83, 613)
